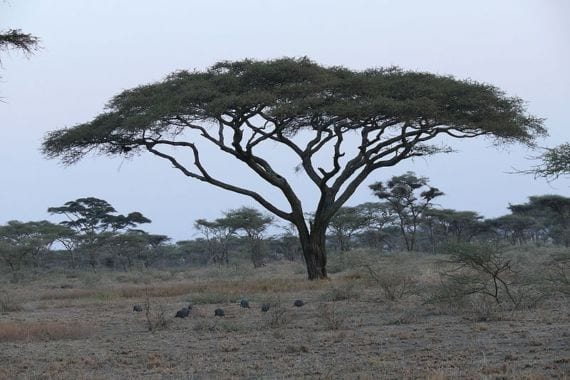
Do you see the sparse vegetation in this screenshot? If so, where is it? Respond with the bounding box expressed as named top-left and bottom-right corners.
top-left (143, 290), bottom-right (169, 332)
top-left (318, 302), bottom-right (345, 330)
top-left (0, 291), bottom-right (21, 313)
top-left (0, 251), bottom-right (568, 378)
top-left (365, 264), bottom-right (417, 301)
top-left (265, 299), bottom-right (290, 329)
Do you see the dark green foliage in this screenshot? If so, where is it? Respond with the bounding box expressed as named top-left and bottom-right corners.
top-left (97, 231), bottom-right (170, 271)
top-left (47, 197), bottom-right (152, 270)
top-left (0, 29), bottom-right (40, 61)
top-left (48, 197), bottom-right (151, 234)
top-left (0, 220), bottom-right (73, 271)
top-left (328, 202), bottom-right (396, 253)
top-left (195, 207), bottom-right (272, 267)
top-left (222, 207), bottom-right (273, 268)
top-left (370, 172), bottom-right (444, 251)
top-left (42, 58), bottom-right (545, 279)
top-left (546, 250), bottom-right (570, 295)
top-left (508, 195), bottom-right (570, 247)
top-left (194, 217), bottom-right (238, 265)
top-left (527, 143), bottom-right (570, 179)
top-left (328, 206), bottom-right (370, 253)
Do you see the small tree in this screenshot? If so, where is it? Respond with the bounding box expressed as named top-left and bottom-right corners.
top-left (48, 197), bottom-right (151, 270)
top-left (275, 223), bottom-right (302, 261)
top-left (223, 207), bottom-right (273, 267)
top-left (370, 172), bottom-right (443, 251)
top-left (509, 195), bottom-right (570, 247)
top-left (0, 221), bottom-right (72, 272)
top-left (355, 202), bottom-right (397, 251)
top-left (422, 208), bottom-right (486, 252)
top-left (328, 206), bottom-right (370, 253)
top-left (194, 218), bottom-right (237, 265)
top-left (440, 243), bottom-right (519, 306)
top-left (98, 231), bottom-right (169, 271)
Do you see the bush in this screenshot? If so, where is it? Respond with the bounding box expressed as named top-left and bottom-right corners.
top-left (432, 242), bottom-right (547, 310)
top-left (322, 283), bottom-right (360, 302)
top-left (0, 291), bottom-right (22, 313)
top-left (546, 250), bottom-right (570, 295)
top-left (365, 265), bottom-right (417, 301)
top-left (318, 302), bottom-right (345, 330)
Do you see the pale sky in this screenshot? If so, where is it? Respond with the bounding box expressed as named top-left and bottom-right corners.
top-left (1, 0), bottom-right (569, 241)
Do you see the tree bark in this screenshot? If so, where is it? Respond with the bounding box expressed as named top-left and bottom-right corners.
top-left (298, 225), bottom-right (328, 280)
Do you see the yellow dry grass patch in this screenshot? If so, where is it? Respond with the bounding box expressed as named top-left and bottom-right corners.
top-left (0, 320), bottom-right (95, 342)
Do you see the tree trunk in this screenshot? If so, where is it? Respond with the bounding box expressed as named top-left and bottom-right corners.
top-left (299, 226), bottom-right (328, 280)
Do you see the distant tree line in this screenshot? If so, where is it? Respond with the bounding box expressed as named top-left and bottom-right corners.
top-left (0, 173), bottom-right (568, 274)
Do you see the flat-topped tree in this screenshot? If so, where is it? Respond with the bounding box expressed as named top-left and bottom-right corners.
top-left (42, 57), bottom-right (545, 279)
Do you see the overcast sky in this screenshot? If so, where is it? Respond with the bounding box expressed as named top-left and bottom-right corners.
top-left (1, 0), bottom-right (569, 241)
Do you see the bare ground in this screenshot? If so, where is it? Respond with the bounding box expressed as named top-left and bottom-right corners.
top-left (0, 256), bottom-right (569, 379)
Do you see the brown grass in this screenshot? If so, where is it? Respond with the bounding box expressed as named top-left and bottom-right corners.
top-left (38, 275), bottom-right (328, 303)
top-left (0, 321), bottom-right (95, 342)
top-left (0, 250), bottom-right (568, 378)
top-left (0, 291), bottom-right (22, 313)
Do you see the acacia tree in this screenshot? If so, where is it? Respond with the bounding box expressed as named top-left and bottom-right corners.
top-left (510, 195), bottom-right (570, 247)
top-left (328, 205), bottom-right (372, 253)
top-left (0, 220), bottom-right (72, 271)
top-left (48, 197), bottom-right (151, 269)
top-left (42, 58), bottom-right (544, 279)
top-left (0, 28), bottom-right (40, 93)
top-left (223, 207), bottom-right (273, 267)
top-left (527, 143), bottom-right (570, 180)
top-left (194, 217), bottom-right (237, 265)
top-left (370, 172), bottom-right (444, 251)
top-left (422, 208), bottom-right (486, 250)
top-left (0, 29), bottom-right (39, 58)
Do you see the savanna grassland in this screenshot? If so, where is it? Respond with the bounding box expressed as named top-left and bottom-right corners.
top-left (0, 249), bottom-right (569, 379)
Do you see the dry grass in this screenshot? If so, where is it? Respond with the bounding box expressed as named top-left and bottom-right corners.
top-left (0, 321), bottom-right (95, 342)
top-left (37, 271), bottom-right (327, 303)
top-left (0, 250), bottom-right (568, 378)
top-left (0, 291), bottom-right (22, 313)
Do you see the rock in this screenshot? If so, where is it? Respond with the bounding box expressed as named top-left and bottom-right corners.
top-left (240, 299), bottom-right (250, 308)
top-left (175, 307), bottom-right (190, 318)
top-left (293, 299), bottom-right (305, 307)
top-left (133, 304), bottom-right (143, 312)
top-left (214, 308), bottom-right (225, 317)
top-left (261, 303), bottom-right (270, 312)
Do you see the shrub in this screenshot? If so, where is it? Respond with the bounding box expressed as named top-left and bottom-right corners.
top-left (432, 242), bottom-right (547, 310)
top-left (546, 250), bottom-right (570, 295)
top-left (143, 290), bottom-right (169, 332)
top-left (0, 291), bottom-right (22, 313)
top-left (264, 300), bottom-right (290, 329)
top-left (322, 283), bottom-right (360, 302)
top-left (365, 265), bottom-right (417, 301)
top-left (318, 302), bottom-right (345, 330)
